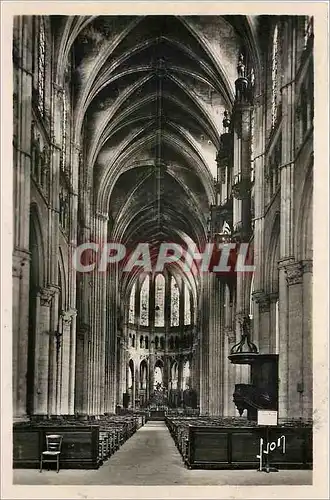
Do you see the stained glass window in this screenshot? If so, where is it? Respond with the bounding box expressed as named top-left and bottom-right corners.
top-left (170, 276), bottom-right (180, 326)
top-left (37, 18), bottom-right (46, 116)
top-left (271, 24), bottom-right (279, 127)
top-left (184, 283), bottom-right (191, 326)
top-left (140, 275), bottom-right (150, 326)
top-left (154, 273), bottom-right (165, 327)
top-left (129, 282), bottom-right (136, 324)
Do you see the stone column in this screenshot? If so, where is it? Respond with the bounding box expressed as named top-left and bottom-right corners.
top-left (135, 363), bottom-right (140, 408)
top-left (269, 292), bottom-right (279, 354)
top-left (223, 285), bottom-right (236, 416)
top-left (97, 212), bottom-right (108, 415)
top-left (199, 275), bottom-right (210, 414)
top-left (208, 274), bottom-right (223, 415)
top-left (223, 325), bottom-right (236, 416)
top-left (118, 338), bottom-right (127, 407)
top-left (280, 19), bottom-right (295, 260)
top-left (12, 251), bottom-right (31, 420)
top-left (104, 264), bottom-right (118, 414)
top-left (67, 143), bottom-right (80, 414)
top-left (12, 17), bottom-right (33, 421)
top-left (277, 259), bottom-right (291, 418)
top-left (285, 261), bottom-right (304, 418)
top-left (252, 94), bottom-right (266, 303)
top-left (74, 323), bottom-right (89, 413)
top-left (277, 20), bottom-right (296, 418)
top-left (302, 260), bottom-right (312, 419)
top-left (58, 308), bottom-right (77, 414)
top-left (252, 291), bottom-right (271, 353)
top-left (46, 80), bottom-right (65, 416)
top-left (33, 287), bottom-right (54, 414)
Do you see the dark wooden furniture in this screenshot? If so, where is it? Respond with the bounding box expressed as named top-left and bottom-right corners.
top-left (13, 414), bottom-right (144, 470)
top-left (14, 425), bottom-right (100, 469)
top-left (166, 417), bottom-right (312, 470)
top-left (149, 410), bottom-right (166, 420)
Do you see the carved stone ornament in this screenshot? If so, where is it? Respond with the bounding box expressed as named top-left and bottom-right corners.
top-left (13, 251), bottom-right (30, 278)
top-left (252, 290), bottom-right (270, 313)
top-left (285, 262), bottom-right (303, 286)
top-left (39, 287), bottom-right (56, 307)
top-left (237, 53), bottom-right (246, 79)
top-left (61, 308), bottom-right (77, 325)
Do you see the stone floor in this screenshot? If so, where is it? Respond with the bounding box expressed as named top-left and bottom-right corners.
top-left (13, 421), bottom-right (312, 486)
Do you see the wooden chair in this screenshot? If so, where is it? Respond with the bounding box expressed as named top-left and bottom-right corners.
top-left (40, 434), bottom-right (63, 473)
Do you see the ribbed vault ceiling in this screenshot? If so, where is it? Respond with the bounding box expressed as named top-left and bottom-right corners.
top-left (54, 15), bottom-right (255, 295)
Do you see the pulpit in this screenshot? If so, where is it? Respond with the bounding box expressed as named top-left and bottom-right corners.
top-left (228, 317), bottom-right (279, 421)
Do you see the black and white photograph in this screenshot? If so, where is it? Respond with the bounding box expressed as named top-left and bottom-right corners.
top-left (1, 2), bottom-right (329, 499)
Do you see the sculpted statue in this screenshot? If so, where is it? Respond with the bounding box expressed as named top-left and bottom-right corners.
top-left (237, 53), bottom-right (246, 78)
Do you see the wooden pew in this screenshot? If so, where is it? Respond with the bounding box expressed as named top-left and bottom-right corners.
top-left (165, 417), bottom-right (313, 470)
top-left (13, 414), bottom-right (144, 469)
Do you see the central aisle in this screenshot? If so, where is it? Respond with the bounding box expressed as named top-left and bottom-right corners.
top-left (13, 421), bottom-right (312, 486)
top-left (102, 421), bottom-right (186, 484)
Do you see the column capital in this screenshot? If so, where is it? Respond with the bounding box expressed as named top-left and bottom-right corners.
top-left (252, 290), bottom-right (270, 313)
top-left (12, 250), bottom-right (30, 278)
top-left (38, 286), bottom-right (57, 307)
top-left (285, 261), bottom-right (304, 286)
top-left (278, 257), bottom-right (295, 270)
top-left (61, 308), bottom-right (77, 325)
